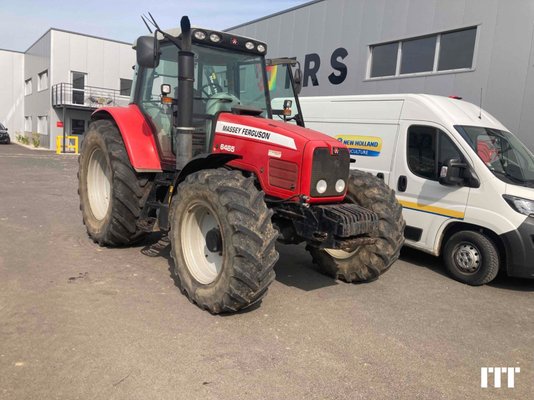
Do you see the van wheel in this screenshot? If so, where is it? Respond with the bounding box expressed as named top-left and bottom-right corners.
top-left (443, 231), bottom-right (499, 285)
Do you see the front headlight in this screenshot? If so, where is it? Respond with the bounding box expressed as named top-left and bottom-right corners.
top-left (316, 180), bottom-right (328, 194)
top-left (503, 195), bottom-right (534, 217)
top-left (335, 179), bottom-right (346, 193)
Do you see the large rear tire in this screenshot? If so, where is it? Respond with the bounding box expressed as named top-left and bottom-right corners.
top-left (169, 169), bottom-right (278, 313)
top-left (78, 120), bottom-right (152, 246)
top-left (308, 170), bottom-right (405, 282)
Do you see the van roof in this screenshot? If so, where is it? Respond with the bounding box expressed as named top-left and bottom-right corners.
top-left (300, 94), bottom-right (508, 131)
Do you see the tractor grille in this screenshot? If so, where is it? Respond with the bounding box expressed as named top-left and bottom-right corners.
top-left (310, 147), bottom-right (350, 197)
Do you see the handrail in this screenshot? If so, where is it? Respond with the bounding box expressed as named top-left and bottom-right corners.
top-left (51, 82), bottom-right (130, 108)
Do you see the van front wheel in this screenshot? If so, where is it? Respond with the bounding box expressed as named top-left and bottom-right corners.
top-left (443, 231), bottom-right (499, 285)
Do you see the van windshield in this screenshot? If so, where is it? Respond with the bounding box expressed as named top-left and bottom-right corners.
top-left (455, 125), bottom-right (534, 186)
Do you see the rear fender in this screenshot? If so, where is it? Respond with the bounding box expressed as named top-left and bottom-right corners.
top-left (92, 105), bottom-right (162, 172)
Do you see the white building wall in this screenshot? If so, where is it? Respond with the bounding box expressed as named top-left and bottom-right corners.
top-left (229, 0), bottom-right (534, 150)
top-left (49, 30), bottom-right (135, 150)
top-left (24, 31), bottom-right (52, 148)
top-left (0, 49), bottom-right (24, 139)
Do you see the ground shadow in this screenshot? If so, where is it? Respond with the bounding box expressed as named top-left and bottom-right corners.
top-left (400, 246), bottom-right (534, 292)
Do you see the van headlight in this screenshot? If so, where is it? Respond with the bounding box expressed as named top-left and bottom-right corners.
top-left (316, 180), bottom-right (328, 194)
top-left (503, 195), bottom-right (534, 217)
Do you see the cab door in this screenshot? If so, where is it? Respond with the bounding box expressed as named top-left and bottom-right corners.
top-left (390, 123), bottom-right (470, 253)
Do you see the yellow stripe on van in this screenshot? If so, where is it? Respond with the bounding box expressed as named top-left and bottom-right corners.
top-left (398, 200), bottom-right (465, 219)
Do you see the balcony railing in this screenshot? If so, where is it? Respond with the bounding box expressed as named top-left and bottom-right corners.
top-left (51, 82), bottom-right (130, 109)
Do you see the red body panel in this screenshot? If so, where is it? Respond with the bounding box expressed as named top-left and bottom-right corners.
top-left (212, 113), bottom-right (348, 204)
top-left (92, 105), bottom-right (162, 172)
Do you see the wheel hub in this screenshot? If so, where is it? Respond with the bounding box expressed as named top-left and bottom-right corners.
top-left (206, 228), bottom-right (222, 253)
top-left (180, 201), bottom-right (224, 285)
top-left (453, 242), bottom-right (481, 274)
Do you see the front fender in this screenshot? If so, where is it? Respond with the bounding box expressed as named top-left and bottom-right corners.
top-left (92, 105), bottom-right (162, 172)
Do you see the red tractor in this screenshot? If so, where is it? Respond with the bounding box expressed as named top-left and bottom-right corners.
top-left (78, 16), bottom-right (404, 313)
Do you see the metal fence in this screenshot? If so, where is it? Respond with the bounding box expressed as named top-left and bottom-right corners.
top-left (51, 83), bottom-right (130, 108)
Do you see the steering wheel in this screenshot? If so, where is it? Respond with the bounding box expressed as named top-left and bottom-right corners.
top-left (201, 83), bottom-right (224, 97)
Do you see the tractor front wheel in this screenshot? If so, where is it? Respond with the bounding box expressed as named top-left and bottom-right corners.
top-left (169, 169), bottom-right (278, 313)
top-left (307, 170), bottom-right (405, 282)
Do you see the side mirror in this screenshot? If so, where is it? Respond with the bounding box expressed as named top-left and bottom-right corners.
top-left (439, 158), bottom-right (466, 186)
top-left (135, 35), bottom-right (160, 68)
top-left (293, 67), bottom-right (302, 95)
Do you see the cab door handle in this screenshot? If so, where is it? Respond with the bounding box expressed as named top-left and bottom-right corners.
top-left (397, 175), bottom-right (407, 192)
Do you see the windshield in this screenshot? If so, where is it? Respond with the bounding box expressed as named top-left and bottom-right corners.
top-left (455, 125), bottom-right (534, 186)
top-left (193, 43), bottom-right (270, 117)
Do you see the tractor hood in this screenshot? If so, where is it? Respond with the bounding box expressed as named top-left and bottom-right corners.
top-left (215, 113), bottom-right (344, 151)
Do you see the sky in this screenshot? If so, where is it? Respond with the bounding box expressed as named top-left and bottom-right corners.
top-left (0, 0), bottom-right (311, 52)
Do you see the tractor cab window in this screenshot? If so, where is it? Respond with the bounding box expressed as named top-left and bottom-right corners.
top-left (268, 64), bottom-right (299, 124)
top-left (137, 43), bottom-right (178, 162)
top-left (193, 44), bottom-right (270, 118)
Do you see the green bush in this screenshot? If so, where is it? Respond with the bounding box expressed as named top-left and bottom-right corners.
top-left (31, 132), bottom-right (40, 148)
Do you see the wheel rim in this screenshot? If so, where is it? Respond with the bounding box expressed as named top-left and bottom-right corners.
top-left (181, 200), bottom-right (224, 285)
top-left (87, 147), bottom-right (111, 221)
top-left (325, 248), bottom-right (358, 260)
top-left (453, 241), bottom-right (481, 274)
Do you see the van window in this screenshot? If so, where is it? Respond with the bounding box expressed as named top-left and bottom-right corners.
top-left (407, 125), bottom-right (464, 180)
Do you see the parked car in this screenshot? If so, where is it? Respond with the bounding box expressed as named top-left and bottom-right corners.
top-left (0, 123), bottom-right (10, 144)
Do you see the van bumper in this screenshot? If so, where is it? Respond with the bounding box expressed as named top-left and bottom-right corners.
top-left (500, 217), bottom-right (534, 278)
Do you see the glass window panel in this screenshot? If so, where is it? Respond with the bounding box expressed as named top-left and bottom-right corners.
top-left (438, 28), bottom-right (476, 71)
top-left (370, 42), bottom-right (398, 77)
top-left (401, 36), bottom-right (436, 74)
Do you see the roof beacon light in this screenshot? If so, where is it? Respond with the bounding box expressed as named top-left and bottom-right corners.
top-left (448, 95), bottom-right (463, 100)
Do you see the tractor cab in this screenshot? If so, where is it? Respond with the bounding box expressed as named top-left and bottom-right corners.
top-left (132, 25), bottom-right (303, 169)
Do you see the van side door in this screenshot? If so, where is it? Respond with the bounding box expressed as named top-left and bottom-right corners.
top-left (391, 123), bottom-right (470, 253)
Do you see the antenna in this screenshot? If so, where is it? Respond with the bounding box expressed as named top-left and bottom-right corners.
top-left (478, 88), bottom-right (482, 119)
top-left (141, 15), bottom-right (153, 33)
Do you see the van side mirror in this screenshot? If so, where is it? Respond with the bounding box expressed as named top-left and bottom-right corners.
top-left (135, 35), bottom-right (160, 68)
top-left (439, 158), bottom-right (467, 186)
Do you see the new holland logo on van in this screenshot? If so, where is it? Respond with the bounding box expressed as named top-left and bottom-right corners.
top-left (335, 135), bottom-right (383, 157)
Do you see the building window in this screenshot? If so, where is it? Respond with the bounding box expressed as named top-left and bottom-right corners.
top-left (38, 70), bottom-right (48, 91)
top-left (24, 116), bottom-right (32, 132)
top-left (37, 115), bottom-right (48, 135)
top-left (72, 71), bottom-right (86, 105)
top-left (25, 79), bottom-right (32, 96)
top-left (438, 28), bottom-right (477, 71)
top-left (120, 78), bottom-right (132, 96)
top-left (71, 119), bottom-right (85, 135)
top-left (407, 125), bottom-right (464, 181)
top-left (369, 27), bottom-right (477, 78)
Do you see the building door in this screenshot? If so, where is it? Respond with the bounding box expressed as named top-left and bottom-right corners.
top-left (72, 71), bottom-right (86, 105)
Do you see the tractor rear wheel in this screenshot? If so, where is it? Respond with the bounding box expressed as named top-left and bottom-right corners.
top-left (169, 169), bottom-right (278, 313)
top-left (78, 119), bottom-right (152, 246)
top-left (308, 170), bottom-right (405, 282)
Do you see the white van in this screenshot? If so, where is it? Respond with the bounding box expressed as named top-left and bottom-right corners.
top-left (298, 94), bottom-right (534, 285)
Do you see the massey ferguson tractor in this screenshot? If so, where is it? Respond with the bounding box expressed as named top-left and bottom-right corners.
top-left (78, 16), bottom-right (404, 313)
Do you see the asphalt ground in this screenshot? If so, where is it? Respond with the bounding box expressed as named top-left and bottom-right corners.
top-left (1, 143), bottom-right (534, 400)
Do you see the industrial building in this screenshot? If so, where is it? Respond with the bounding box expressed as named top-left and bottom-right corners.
top-left (0, 29), bottom-right (134, 149)
top-left (1, 0), bottom-right (533, 151)
top-left (228, 0), bottom-right (534, 150)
